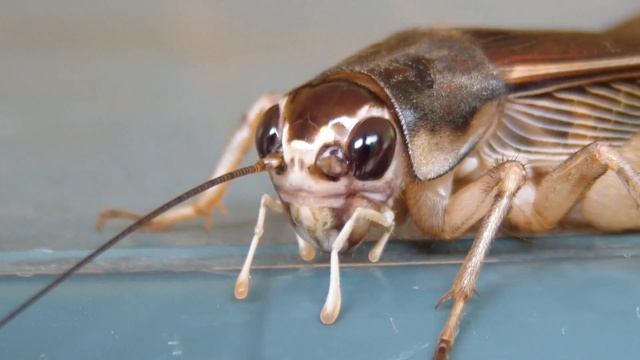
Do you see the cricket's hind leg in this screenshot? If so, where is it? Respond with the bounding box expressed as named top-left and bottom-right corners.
top-left (96, 94), bottom-right (281, 232)
top-left (582, 134), bottom-right (640, 231)
top-left (508, 137), bottom-right (640, 233)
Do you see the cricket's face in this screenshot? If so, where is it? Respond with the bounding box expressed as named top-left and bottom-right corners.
top-left (254, 79), bottom-right (409, 252)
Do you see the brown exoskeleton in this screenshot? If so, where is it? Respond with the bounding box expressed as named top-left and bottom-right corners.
top-left (3, 15), bottom-right (640, 360)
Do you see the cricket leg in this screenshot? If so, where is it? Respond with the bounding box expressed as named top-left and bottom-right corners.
top-left (583, 135), bottom-right (640, 230)
top-left (96, 94), bottom-right (282, 231)
top-left (406, 161), bottom-right (526, 240)
top-left (509, 141), bottom-right (640, 232)
top-left (320, 207), bottom-right (394, 325)
top-left (432, 142), bottom-right (640, 358)
top-left (431, 161), bottom-right (526, 360)
top-left (234, 194), bottom-right (283, 299)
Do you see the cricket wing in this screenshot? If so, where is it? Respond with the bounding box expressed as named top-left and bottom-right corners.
top-left (479, 74), bottom-right (640, 168)
top-left (465, 29), bottom-right (640, 86)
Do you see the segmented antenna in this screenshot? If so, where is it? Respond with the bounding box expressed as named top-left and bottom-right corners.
top-left (0, 160), bottom-right (268, 328)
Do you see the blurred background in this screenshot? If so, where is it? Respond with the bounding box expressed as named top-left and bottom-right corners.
top-left (1, 1), bottom-right (640, 359)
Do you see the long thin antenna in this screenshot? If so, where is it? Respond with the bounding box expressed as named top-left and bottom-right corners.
top-left (0, 160), bottom-right (268, 328)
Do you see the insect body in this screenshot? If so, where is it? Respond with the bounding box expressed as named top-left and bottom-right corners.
top-left (3, 16), bottom-right (640, 360)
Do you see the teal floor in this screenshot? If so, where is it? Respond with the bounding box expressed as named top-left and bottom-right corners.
top-left (2, 254), bottom-right (640, 360)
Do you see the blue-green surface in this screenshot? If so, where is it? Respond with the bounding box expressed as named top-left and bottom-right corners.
top-left (2, 255), bottom-right (640, 360)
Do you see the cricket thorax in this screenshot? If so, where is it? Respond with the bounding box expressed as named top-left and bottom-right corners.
top-left (254, 79), bottom-right (410, 251)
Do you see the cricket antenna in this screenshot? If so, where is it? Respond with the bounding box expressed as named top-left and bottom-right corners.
top-left (0, 157), bottom-right (277, 328)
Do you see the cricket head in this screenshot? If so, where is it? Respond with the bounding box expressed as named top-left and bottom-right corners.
top-left (254, 79), bottom-right (409, 252)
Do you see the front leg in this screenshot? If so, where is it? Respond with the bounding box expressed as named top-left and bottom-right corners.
top-left (434, 162), bottom-right (526, 360)
top-left (96, 94), bottom-right (282, 231)
top-left (407, 161), bottom-right (526, 360)
top-left (429, 141), bottom-right (640, 359)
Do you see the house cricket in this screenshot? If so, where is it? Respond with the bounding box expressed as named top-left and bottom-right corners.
top-left (2, 14), bottom-right (640, 360)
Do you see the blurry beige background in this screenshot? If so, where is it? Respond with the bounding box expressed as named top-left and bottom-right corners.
top-left (1, 1), bottom-right (639, 251)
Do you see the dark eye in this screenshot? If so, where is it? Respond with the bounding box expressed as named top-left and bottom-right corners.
top-left (348, 117), bottom-right (396, 180)
top-left (255, 105), bottom-right (281, 158)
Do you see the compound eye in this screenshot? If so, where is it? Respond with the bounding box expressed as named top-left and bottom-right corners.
top-left (255, 105), bottom-right (281, 158)
top-left (348, 117), bottom-right (396, 180)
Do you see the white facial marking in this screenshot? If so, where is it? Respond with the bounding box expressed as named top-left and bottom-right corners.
top-left (457, 156), bottom-right (479, 177)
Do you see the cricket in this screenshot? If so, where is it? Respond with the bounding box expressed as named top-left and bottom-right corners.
top-left (2, 15), bottom-right (640, 360)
